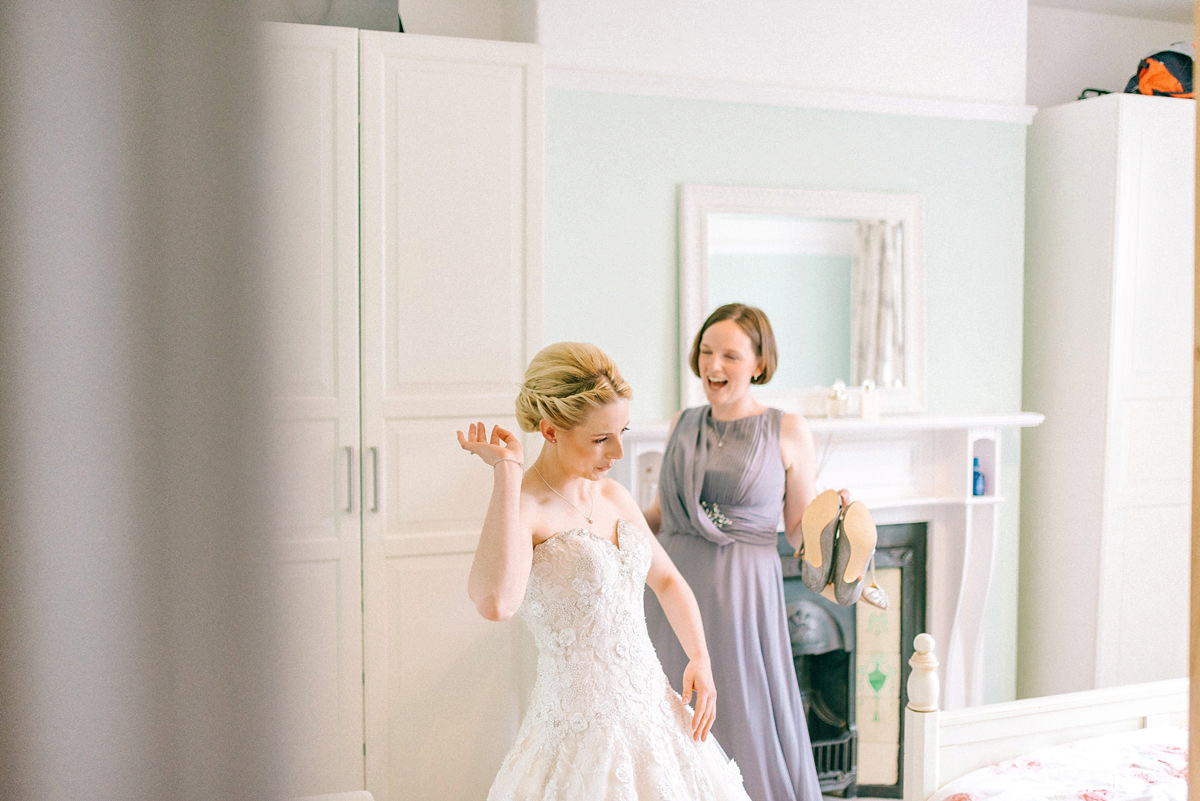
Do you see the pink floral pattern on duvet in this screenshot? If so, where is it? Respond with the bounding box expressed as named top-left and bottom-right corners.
top-left (928, 727), bottom-right (1187, 801)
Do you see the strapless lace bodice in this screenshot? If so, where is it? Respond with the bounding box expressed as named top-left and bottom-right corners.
top-left (519, 521), bottom-right (664, 730)
top-left (486, 519), bottom-right (750, 801)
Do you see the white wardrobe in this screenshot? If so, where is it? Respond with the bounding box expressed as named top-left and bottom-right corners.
top-left (1019, 93), bottom-right (1194, 698)
top-left (260, 24), bottom-right (542, 800)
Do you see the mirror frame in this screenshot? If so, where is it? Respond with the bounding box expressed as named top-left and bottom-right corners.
top-left (679, 184), bottom-right (926, 416)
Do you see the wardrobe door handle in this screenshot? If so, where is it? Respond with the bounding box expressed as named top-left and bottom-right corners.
top-left (370, 447), bottom-right (380, 513)
top-left (345, 446), bottom-right (354, 512)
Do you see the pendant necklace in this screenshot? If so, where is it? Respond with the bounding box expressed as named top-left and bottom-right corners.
top-left (531, 464), bottom-right (595, 524)
top-left (711, 415), bottom-right (729, 448)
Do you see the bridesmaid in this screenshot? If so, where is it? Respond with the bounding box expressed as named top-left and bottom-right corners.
top-left (643, 303), bottom-right (823, 801)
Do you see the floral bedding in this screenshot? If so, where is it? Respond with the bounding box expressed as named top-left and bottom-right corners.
top-left (928, 726), bottom-right (1187, 801)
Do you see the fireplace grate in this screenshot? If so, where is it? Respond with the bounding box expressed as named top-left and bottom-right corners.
top-left (813, 730), bottom-right (857, 788)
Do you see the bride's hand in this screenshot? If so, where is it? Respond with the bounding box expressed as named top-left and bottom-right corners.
top-left (681, 657), bottom-right (716, 742)
top-left (457, 422), bottom-right (523, 468)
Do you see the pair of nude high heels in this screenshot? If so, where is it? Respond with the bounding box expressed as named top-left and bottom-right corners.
top-left (797, 489), bottom-right (888, 609)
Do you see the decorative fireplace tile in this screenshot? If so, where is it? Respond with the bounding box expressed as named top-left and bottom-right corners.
top-left (856, 566), bottom-right (903, 786)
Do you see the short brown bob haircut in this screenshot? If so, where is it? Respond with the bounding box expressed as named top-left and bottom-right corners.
top-left (688, 302), bottom-right (778, 385)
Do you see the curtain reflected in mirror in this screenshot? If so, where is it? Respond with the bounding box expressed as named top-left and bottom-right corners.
top-left (852, 219), bottom-right (905, 389)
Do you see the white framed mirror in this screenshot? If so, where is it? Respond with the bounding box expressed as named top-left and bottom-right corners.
top-left (679, 184), bottom-right (925, 415)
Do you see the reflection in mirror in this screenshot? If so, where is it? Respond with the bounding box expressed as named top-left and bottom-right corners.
top-left (680, 185), bottom-right (925, 415)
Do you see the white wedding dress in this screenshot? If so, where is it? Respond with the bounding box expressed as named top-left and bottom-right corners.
top-left (486, 519), bottom-right (751, 801)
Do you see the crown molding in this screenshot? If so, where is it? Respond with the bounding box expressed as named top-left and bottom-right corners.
top-left (546, 65), bottom-right (1038, 125)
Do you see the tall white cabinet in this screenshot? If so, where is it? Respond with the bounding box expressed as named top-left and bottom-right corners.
top-left (1019, 93), bottom-right (1194, 698)
top-left (261, 24), bottom-right (542, 801)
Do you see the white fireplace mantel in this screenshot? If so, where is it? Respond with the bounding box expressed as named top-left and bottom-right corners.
top-left (614, 411), bottom-right (1044, 710)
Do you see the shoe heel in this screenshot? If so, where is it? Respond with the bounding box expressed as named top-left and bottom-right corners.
top-left (833, 500), bottom-right (877, 605)
top-left (799, 489), bottom-right (841, 593)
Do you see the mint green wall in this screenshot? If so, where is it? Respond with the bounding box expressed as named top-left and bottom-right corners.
top-left (545, 90), bottom-right (1026, 419)
top-left (544, 89), bottom-right (1027, 703)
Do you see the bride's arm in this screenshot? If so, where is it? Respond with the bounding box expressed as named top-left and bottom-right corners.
top-left (620, 487), bottom-right (715, 742)
top-left (458, 423), bottom-right (534, 621)
top-left (645, 538), bottom-right (716, 742)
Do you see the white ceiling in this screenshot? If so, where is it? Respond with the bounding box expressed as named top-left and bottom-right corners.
top-left (1030, 0), bottom-right (1193, 24)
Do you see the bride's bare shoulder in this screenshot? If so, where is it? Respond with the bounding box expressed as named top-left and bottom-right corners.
top-left (600, 479), bottom-right (654, 531)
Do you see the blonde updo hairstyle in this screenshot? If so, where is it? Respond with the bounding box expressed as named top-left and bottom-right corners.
top-left (689, 302), bottom-right (778, 384)
top-left (515, 342), bottom-right (633, 433)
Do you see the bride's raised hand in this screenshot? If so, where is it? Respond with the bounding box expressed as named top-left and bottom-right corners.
top-left (456, 422), bottom-right (523, 468)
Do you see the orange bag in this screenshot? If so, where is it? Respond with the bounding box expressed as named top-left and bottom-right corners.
top-left (1124, 42), bottom-right (1193, 98)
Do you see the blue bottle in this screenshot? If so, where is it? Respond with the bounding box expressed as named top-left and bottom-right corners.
top-left (972, 457), bottom-right (986, 496)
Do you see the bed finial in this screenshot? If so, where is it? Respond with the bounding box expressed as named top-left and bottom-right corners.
top-left (907, 633), bottom-right (940, 712)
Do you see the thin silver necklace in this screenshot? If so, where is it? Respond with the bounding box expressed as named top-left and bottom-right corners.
top-left (531, 464), bottom-right (594, 524)
top-left (710, 415), bottom-right (730, 448)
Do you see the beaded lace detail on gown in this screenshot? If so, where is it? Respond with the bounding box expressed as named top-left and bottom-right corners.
top-left (486, 519), bottom-right (750, 801)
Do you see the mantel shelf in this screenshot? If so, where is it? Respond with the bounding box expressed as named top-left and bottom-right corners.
top-left (809, 411), bottom-right (1043, 433)
top-left (630, 411), bottom-right (1043, 439)
top-left (866, 494), bottom-right (1006, 511)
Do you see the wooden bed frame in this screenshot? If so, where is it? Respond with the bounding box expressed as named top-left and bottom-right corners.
top-left (901, 633), bottom-right (1189, 801)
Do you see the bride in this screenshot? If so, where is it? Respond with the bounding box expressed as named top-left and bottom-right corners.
top-left (457, 341), bottom-right (751, 800)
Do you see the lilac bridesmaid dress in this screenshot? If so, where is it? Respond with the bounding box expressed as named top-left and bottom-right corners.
top-left (645, 406), bottom-right (822, 801)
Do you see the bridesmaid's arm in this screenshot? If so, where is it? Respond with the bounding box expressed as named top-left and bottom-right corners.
top-left (643, 498), bottom-right (662, 534)
top-left (641, 410), bottom-right (683, 535)
top-left (780, 411), bottom-right (819, 552)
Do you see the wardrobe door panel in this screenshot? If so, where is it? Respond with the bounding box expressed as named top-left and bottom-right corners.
top-left (361, 33), bottom-right (543, 420)
top-left (276, 558), bottom-right (358, 791)
top-left (1022, 93), bottom-right (1194, 697)
top-left (260, 22), bottom-right (365, 796)
top-left (1095, 98), bottom-right (1194, 689)
top-left (1113, 100), bottom-right (1194, 398)
top-left (1108, 398), bottom-right (1192, 506)
top-left (382, 554), bottom-right (531, 800)
top-left (1102, 500), bottom-right (1191, 687)
top-left (382, 415), bottom-right (523, 553)
top-left (359, 32), bottom-right (543, 801)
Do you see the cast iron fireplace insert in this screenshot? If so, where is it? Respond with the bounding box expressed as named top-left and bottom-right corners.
top-left (776, 522), bottom-right (926, 798)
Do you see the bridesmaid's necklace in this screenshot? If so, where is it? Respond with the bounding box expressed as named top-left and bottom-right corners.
top-left (531, 464), bottom-right (594, 524)
top-left (710, 403), bottom-right (760, 448)
top-left (710, 415), bottom-right (730, 448)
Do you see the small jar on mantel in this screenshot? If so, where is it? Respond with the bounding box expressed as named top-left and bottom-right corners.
top-left (825, 380), bottom-right (848, 417)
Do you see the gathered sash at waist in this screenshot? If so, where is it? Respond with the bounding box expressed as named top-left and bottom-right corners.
top-left (661, 523), bottom-right (779, 549)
